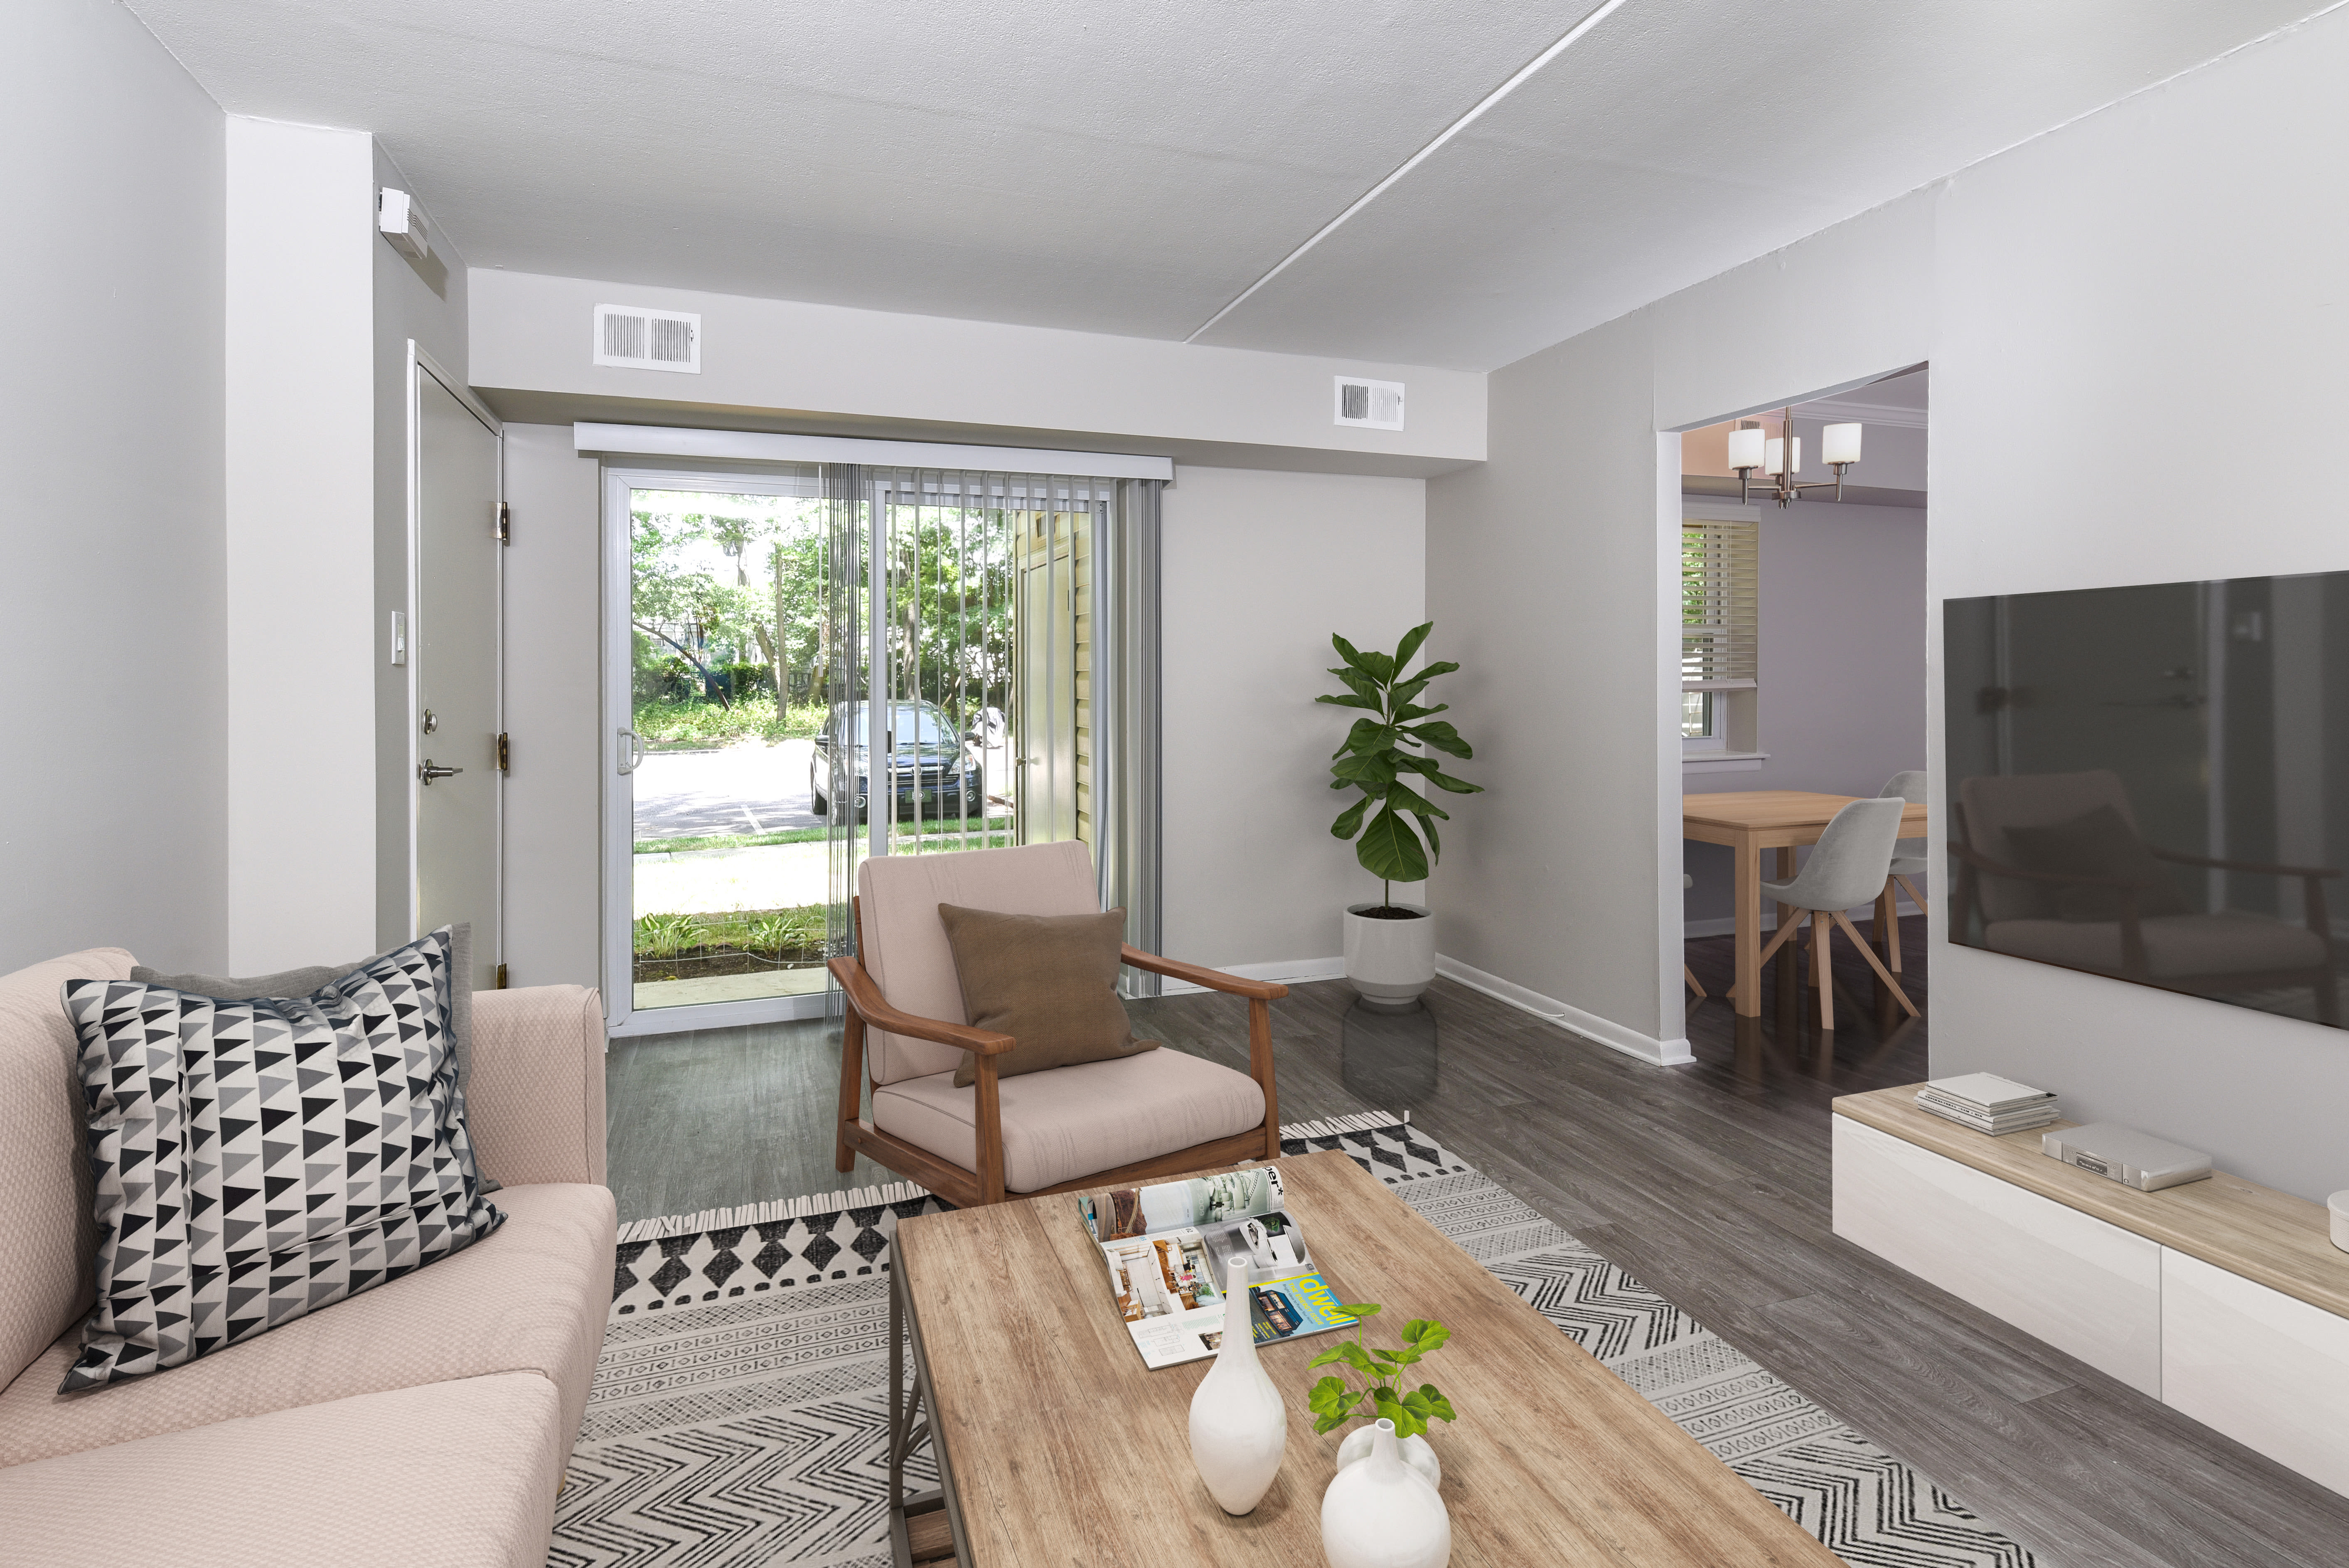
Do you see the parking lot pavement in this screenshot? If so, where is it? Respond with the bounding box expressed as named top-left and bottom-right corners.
top-left (631, 740), bottom-right (819, 839)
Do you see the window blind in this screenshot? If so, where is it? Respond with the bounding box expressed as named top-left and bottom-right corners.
top-left (1682, 519), bottom-right (1757, 687)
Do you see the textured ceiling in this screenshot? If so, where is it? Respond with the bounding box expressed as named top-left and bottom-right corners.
top-left (133, 0), bottom-right (2330, 369)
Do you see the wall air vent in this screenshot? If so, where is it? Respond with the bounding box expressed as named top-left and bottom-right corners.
top-left (1333, 375), bottom-right (1404, 430)
top-left (594, 304), bottom-right (701, 373)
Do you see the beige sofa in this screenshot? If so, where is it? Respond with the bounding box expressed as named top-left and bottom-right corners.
top-left (0, 947), bottom-right (616, 1568)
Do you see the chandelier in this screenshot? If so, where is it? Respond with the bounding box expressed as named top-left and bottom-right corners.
top-left (1728, 407), bottom-right (1862, 507)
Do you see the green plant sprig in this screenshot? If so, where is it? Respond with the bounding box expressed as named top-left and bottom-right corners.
top-left (1305, 1302), bottom-right (1458, 1440)
top-left (1318, 622), bottom-right (1482, 907)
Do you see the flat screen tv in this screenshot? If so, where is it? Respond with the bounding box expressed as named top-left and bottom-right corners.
top-left (1944, 570), bottom-right (2347, 1028)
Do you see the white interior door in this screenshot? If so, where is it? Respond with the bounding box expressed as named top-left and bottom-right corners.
top-left (411, 357), bottom-right (502, 986)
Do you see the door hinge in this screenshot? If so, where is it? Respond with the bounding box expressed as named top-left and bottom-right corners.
top-left (496, 501), bottom-right (511, 543)
top-left (494, 963), bottom-right (508, 989)
top-left (497, 732), bottom-right (511, 772)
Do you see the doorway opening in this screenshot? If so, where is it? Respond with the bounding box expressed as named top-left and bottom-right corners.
top-left (1669, 366), bottom-right (1931, 1080)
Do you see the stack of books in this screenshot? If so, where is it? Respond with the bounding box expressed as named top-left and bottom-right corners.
top-left (1916, 1074), bottom-right (2060, 1135)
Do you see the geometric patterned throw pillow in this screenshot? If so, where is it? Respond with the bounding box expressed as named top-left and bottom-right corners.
top-left (58, 926), bottom-right (503, 1391)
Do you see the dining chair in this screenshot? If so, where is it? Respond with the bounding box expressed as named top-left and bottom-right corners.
top-left (1681, 873), bottom-right (1705, 999)
top-left (831, 839), bottom-right (1286, 1205)
top-left (1756, 798), bottom-right (1917, 1031)
top-left (1875, 770), bottom-right (1929, 971)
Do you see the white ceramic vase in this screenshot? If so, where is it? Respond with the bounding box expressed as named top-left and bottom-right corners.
top-left (1335, 1422), bottom-right (1440, 1490)
top-left (1343, 903), bottom-right (1435, 1004)
top-left (1187, 1257), bottom-right (1287, 1515)
top-left (1320, 1418), bottom-right (1451, 1568)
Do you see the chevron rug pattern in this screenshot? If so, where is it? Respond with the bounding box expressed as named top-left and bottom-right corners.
top-left (548, 1116), bottom-right (2041, 1568)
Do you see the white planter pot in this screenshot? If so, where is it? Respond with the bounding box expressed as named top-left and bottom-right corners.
top-left (1344, 903), bottom-right (1435, 1004)
top-left (1321, 1418), bottom-right (1451, 1568)
top-left (1187, 1257), bottom-right (1287, 1514)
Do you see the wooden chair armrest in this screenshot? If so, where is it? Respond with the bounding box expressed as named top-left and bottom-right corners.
top-left (2146, 845), bottom-right (2344, 879)
top-left (1119, 946), bottom-right (1289, 1000)
top-left (827, 954), bottom-right (1016, 1055)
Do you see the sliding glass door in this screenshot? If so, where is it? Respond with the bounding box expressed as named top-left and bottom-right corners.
top-left (606, 459), bottom-right (1160, 1034)
top-left (605, 466), bottom-right (837, 1028)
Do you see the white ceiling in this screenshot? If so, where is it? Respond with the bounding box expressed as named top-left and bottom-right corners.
top-left (132, 0), bottom-right (2330, 371)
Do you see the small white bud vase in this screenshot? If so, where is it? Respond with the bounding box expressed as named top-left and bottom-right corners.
top-left (1335, 1422), bottom-right (1440, 1489)
top-left (1320, 1418), bottom-right (1450, 1568)
top-left (1187, 1257), bottom-right (1287, 1515)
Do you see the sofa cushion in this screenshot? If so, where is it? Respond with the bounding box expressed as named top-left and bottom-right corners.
top-left (0, 947), bottom-right (134, 1392)
top-left (938, 903), bottom-right (1156, 1087)
top-left (0, 1371), bottom-right (566, 1568)
top-left (0, 1180), bottom-right (613, 1467)
top-left (59, 927), bottom-right (502, 1390)
top-left (131, 920), bottom-right (477, 1090)
top-left (873, 1049), bottom-right (1266, 1193)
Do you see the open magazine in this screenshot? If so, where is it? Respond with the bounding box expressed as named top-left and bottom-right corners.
top-left (1077, 1165), bottom-right (1356, 1369)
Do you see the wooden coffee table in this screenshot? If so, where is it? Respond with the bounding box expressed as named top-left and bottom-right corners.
top-left (886, 1150), bottom-right (1839, 1566)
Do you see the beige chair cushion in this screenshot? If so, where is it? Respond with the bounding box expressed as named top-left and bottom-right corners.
top-left (873, 1049), bottom-right (1266, 1194)
top-left (939, 903), bottom-right (1156, 1087)
top-left (859, 840), bottom-right (1101, 1085)
top-left (0, 1181), bottom-right (613, 1468)
top-left (1985, 910), bottom-right (2329, 979)
top-left (0, 1371), bottom-right (565, 1568)
top-left (0, 947), bottom-right (135, 1391)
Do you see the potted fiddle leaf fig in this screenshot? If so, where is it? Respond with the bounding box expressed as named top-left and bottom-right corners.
top-left (1319, 622), bottom-right (1480, 1005)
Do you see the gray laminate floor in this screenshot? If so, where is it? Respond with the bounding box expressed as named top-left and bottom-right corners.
top-left (603, 932), bottom-right (2349, 1568)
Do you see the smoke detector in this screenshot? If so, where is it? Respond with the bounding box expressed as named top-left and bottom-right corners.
top-left (1334, 376), bottom-right (1404, 430)
top-left (594, 304), bottom-right (701, 374)
top-left (377, 187), bottom-right (429, 262)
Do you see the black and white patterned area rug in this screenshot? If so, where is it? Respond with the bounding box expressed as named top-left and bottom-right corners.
top-left (548, 1116), bottom-right (2040, 1568)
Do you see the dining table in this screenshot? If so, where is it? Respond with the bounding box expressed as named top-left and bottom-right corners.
top-left (1681, 790), bottom-right (1930, 1017)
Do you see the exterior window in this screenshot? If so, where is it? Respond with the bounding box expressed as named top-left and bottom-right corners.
top-left (1682, 518), bottom-right (1757, 753)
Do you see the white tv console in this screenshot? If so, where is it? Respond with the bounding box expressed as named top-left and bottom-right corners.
top-left (1832, 1086), bottom-right (2349, 1498)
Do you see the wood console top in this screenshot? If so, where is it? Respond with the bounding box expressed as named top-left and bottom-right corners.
top-left (1834, 1085), bottom-right (2349, 1320)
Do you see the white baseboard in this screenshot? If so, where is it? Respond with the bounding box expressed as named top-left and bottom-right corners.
top-left (1682, 897), bottom-right (1920, 941)
top-left (1435, 954), bottom-right (1695, 1068)
top-left (1156, 956), bottom-right (1348, 996)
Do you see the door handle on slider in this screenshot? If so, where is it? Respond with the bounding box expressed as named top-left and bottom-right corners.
top-left (418, 761), bottom-right (463, 785)
top-left (616, 729), bottom-right (646, 775)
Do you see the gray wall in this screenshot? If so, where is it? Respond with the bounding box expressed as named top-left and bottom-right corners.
top-left (1424, 311), bottom-right (1675, 1044)
top-left (500, 423), bottom-right (604, 988)
top-left (1160, 465), bottom-right (1427, 971)
top-left (1429, 5), bottom-right (2349, 1202)
top-left (1682, 501), bottom-right (1928, 929)
top-left (0, 0), bottom-right (227, 973)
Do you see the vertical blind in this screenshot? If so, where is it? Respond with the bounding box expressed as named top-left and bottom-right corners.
top-left (1681, 519), bottom-right (1758, 686)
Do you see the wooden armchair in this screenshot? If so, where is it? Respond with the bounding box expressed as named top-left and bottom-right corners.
top-left (831, 841), bottom-right (1286, 1207)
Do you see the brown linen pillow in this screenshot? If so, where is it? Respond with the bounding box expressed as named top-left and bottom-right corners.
top-left (937, 903), bottom-right (1159, 1087)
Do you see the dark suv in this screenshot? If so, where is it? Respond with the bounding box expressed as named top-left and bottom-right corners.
top-left (810, 700), bottom-right (977, 822)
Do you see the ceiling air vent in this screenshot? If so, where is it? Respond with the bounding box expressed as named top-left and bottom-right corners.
top-left (594, 304), bottom-right (701, 374)
top-left (1334, 376), bottom-right (1404, 430)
